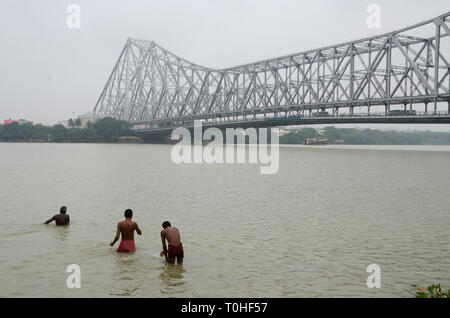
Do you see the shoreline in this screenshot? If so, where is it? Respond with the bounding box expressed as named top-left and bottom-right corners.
top-left (2, 140), bottom-right (450, 146)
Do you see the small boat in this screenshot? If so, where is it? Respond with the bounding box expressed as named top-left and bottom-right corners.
top-left (303, 137), bottom-right (328, 145)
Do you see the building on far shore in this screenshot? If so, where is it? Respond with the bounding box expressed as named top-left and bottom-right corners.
top-left (78, 113), bottom-right (96, 128)
top-left (60, 113), bottom-right (97, 129)
top-left (55, 120), bottom-right (69, 128)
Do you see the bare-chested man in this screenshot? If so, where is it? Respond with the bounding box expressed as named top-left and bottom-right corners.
top-left (44, 206), bottom-right (70, 225)
top-left (110, 209), bottom-right (142, 252)
top-left (160, 221), bottom-right (183, 264)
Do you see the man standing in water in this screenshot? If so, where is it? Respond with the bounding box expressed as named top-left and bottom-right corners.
top-left (44, 206), bottom-right (70, 225)
top-left (110, 209), bottom-right (142, 252)
top-left (160, 221), bottom-right (183, 264)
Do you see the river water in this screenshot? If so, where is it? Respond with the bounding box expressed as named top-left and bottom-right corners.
top-left (0, 142), bottom-right (449, 297)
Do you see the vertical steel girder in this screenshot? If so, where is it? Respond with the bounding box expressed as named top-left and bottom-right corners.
top-left (94, 12), bottom-right (450, 124)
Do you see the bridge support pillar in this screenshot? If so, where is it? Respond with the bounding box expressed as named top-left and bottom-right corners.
top-left (425, 102), bottom-right (428, 114)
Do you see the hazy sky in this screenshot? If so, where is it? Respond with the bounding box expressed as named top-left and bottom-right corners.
top-left (0, 0), bottom-right (449, 131)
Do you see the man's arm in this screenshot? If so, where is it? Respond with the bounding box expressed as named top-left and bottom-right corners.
top-left (160, 230), bottom-right (168, 259)
top-left (44, 216), bottom-right (55, 224)
top-left (110, 223), bottom-right (121, 246)
top-left (135, 223), bottom-right (142, 235)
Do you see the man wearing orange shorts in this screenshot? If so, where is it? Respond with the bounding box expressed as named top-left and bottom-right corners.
top-left (110, 209), bottom-right (142, 252)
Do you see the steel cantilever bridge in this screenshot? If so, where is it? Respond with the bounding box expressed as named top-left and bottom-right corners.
top-left (94, 12), bottom-right (450, 136)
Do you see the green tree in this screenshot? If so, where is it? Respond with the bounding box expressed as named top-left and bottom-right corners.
top-left (52, 124), bottom-right (68, 142)
top-left (0, 122), bottom-right (22, 140)
top-left (93, 117), bottom-right (133, 142)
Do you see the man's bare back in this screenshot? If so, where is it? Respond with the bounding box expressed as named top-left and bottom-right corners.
top-left (44, 206), bottom-right (70, 225)
top-left (117, 219), bottom-right (141, 241)
top-left (110, 209), bottom-right (142, 252)
top-left (161, 227), bottom-right (181, 246)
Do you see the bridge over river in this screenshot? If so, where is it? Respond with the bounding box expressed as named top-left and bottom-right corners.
top-left (94, 12), bottom-right (450, 137)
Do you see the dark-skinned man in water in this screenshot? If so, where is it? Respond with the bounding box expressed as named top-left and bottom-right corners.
top-left (160, 221), bottom-right (183, 264)
top-left (110, 209), bottom-right (142, 252)
top-left (44, 206), bottom-right (70, 225)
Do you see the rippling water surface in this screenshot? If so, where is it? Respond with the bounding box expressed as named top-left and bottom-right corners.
top-left (0, 143), bottom-right (449, 297)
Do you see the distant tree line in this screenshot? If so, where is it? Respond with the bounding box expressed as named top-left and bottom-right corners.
top-left (0, 117), bottom-right (137, 143)
top-left (279, 127), bottom-right (450, 145)
top-left (2, 120), bottom-right (450, 145)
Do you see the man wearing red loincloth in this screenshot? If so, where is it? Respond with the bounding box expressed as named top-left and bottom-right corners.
top-left (160, 221), bottom-right (184, 264)
top-left (110, 209), bottom-right (142, 252)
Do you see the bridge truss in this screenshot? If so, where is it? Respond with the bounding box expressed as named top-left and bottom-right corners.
top-left (94, 12), bottom-right (450, 129)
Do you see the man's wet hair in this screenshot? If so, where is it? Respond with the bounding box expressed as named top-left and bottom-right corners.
top-left (162, 221), bottom-right (171, 229)
top-left (124, 209), bottom-right (133, 218)
top-left (60, 206), bottom-right (67, 214)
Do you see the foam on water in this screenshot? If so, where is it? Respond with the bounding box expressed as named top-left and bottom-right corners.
top-left (152, 252), bottom-right (164, 259)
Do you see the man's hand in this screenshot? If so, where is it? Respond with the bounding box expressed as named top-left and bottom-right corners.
top-left (44, 216), bottom-right (55, 224)
top-left (160, 251), bottom-right (166, 257)
top-left (110, 223), bottom-right (120, 247)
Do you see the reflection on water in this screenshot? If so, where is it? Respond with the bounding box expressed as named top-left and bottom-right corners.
top-left (109, 253), bottom-right (142, 296)
top-left (50, 225), bottom-right (70, 242)
top-left (108, 253), bottom-right (187, 296)
top-left (159, 263), bottom-right (187, 295)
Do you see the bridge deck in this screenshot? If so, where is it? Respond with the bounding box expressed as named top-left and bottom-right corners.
top-left (133, 111), bottom-right (450, 136)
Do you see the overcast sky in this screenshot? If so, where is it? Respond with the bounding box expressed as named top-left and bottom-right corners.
top-left (0, 0), bottom-right (449, 131)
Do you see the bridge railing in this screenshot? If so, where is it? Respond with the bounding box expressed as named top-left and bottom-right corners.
top-left (131, 110), bottom-right (450, 131)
